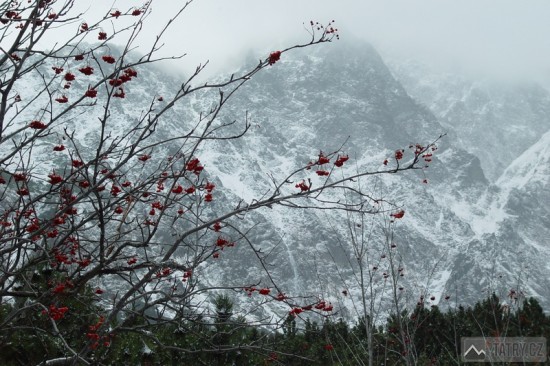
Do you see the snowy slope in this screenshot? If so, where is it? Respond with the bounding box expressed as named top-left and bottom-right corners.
top-left (5, 41), bottom-right (550, 320)
top-left (388, 59), bottom-right (550, 181)
top-left (388, 58), bottom-right (550, 308)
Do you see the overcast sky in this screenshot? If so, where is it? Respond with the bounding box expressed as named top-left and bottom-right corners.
top-left (78, 0), bottom-right (550, 82)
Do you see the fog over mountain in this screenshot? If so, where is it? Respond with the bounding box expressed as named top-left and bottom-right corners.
top-left (68, 1), bottom-right (550, 84)
top-left (207, 40), bottom-right (550, 313)
top-left (14, 38), bottom-right (549, 318)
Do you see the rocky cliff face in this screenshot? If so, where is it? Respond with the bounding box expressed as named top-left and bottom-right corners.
top-left (8, 40), bottom-right (549, 318)
top-left (389, 59), bottom-right (550, 181)
top-left (205, 41), bottom-right (550, 313)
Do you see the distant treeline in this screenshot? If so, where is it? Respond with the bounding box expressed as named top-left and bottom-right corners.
top-left (1, 293), bottom-right (549, 365)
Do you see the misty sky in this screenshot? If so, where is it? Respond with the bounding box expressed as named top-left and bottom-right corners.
top-left (79, 0), bottom-right (550, 82)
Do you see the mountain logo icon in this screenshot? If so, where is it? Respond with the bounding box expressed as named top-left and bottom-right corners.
top-left (463, 344), bottom-right (487, 360)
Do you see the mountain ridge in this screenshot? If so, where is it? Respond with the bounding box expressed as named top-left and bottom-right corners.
top-left (6, 40), bottom-right (549, 318)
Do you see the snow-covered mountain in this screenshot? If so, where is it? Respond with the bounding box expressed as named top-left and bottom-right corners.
top-left (212, 41), bottom-right (550, 313)
top-left (389, 59), bottom-right (550, 181)
top-left (6, 40), bottom-right (550, 319)
top-left (386, 58), bottom-right (550, 308)
top-left (170, 40), bottom-right (549, 315)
